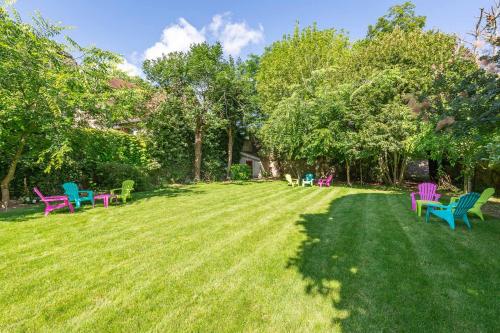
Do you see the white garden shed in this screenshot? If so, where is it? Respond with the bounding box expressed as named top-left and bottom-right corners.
top-left (239, 152), bottom-right (264, 178)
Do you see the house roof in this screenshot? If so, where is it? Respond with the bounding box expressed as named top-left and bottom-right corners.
top-left (240, 151), bottom-right (260, 161)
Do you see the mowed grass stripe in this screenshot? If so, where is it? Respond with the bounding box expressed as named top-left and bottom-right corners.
top-left (0, 185), bottom-right (320, 328)
top-left (0, 184), bottom-right (298, 324)
top-left (169, 187), bottom-right (347, 332)
top-left (0, 182), bottom-right (278, 253)
top-left (145, 187), bottom-right (340, 331)
top-left (247, 187), bottom-right (368, 332)
top-left (0, 182), bottom-right (276, 252)
top-left (0, 183), bottom-right (287, 309)
top-left (45, 187), bottom-right (327, 331)
top-left (386, 193), bottom-right (500, 332)
top-left (0, 182), bottom-right (281, 270)
top-left (260, 187), bottom-right (360, 332)
top-left (0, 182), bottom-right (498, 332)
top-left (340, 190), bottom-right (438, 331)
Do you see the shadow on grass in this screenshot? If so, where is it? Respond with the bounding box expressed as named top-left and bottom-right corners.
top-left (132, 185), bottom-right (199, 200)
top-left (287, 190), bottom-right (500, 331)
top-left (0, 205), bottom-right (46, 223)
top-left (219, 180), bottom-right (272, 186)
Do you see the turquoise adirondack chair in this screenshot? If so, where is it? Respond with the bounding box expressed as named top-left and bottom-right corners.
top-left (302, 173), bottom-right (314, 187)
top-left (62, 182), bottom-right (95, 208)
top-left (425, 192), bottom-right (480, 230)
top-left (450, 188), bottom-right (495, 221)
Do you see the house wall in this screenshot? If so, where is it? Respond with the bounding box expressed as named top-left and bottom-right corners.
top-left (239, 156), bottom-right (263, 178)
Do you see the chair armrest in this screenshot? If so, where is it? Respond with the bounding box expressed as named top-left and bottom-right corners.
top-left (79, 190), bottom-right (94, 197)
top-left (110, 188), bottom-right (121, 195)
top-left (434, 193), bottom-right (441, 200)
top-left (427, 203), bottom-right (449, 210)
top-left (44, 196), bottom-right (69, 202)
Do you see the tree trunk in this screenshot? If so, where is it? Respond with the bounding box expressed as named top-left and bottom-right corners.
top-left (393, 152), bottom-right (399, 185)
top-left (346, 160), bottom-right (351, 186)
top-left (379, 154), bottom-right (392, 185)
top-left (226, 126), bottom-right (234, 180)
top-left (194, 120), bottom-right (203, 182)
top-left (464, 167), bottom-right (474, 192)
top-left (398, 156), bottom-right (408, 184)
top-left (1, 136), bottom-right (26, 209)
top-left (359, 161), bottom-right (363, 185)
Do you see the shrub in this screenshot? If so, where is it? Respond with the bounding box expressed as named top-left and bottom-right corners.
top-left (95, 162), bottom-right (152, 192)
top-left (230, 164), bottom-right (251, 181)
top-left (8, 128), bottom-right (155, 197)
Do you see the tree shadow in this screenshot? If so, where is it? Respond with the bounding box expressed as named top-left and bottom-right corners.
top-left (0, 205), bottom-right (46, 223)
top-left (130, 185), bottom-right (199, 200)
top-left (287, 190), bottom-right (500, 331)
top-left (219, 180), bottom-right (271, 186)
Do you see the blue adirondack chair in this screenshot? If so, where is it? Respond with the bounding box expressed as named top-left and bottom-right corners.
top-left (62, 182), bottom-right (95, 208)
top-left (425, 192), bottom-right (480, 230)
top-left (302, 173), bottom-right (315, 187)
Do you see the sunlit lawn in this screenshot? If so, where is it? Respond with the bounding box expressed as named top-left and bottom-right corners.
top-left (1, 182), bottom-right (499, 332)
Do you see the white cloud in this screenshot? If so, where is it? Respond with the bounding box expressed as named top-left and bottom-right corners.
top-left (117, 58), bottom-right (142, 77)
top-left (143, 13), bottom-right (264, 60)
top-left (208, 13), bottom-right (264, 56)
top-left (144, 18), bottom-right (206, 60)
top-left (208, 12), bottom-right (230, 34)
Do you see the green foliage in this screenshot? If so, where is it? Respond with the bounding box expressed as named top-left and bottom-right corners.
top-left (0, 8), bottom-right (121, 204)
top-left (256, 23), bottom-right (349, 115)
top-left (69, 128), bottom-right (150, 167)
top-left (144, 43), bottom-right (256, 182)
top-left (145, 96), bottom-right (194, 182)
top-left (8, 128), bottom-right (153, 196)
top-left (1, 1), bottom-right (497, 194)
top-left (230, 164), bottom-right (251, 181)
top-left (367, 1), bottom-right (426, 38)
top-left (143, 43), bottom-right (228, 181)
top-left (95, 162), bottom-right (151, 192)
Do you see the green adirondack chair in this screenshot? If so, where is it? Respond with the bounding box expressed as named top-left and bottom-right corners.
top-left (450, 188), bottom-right (495, 221)
top-left (426, 192), bottom-right (480, 230)
top-left (62, 182), bottom-right (94, 208)
top-left (111, 180), bottom-right (135, 204)
top-left (285, 174), bottom-right (299, 187)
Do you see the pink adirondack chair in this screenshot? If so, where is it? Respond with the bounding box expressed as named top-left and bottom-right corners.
top-left (33, 187), bottom-right (74, 216)
top-left (317, 175), bottom-right (333, 187)
top-left (410, 182), bottom-right (441, 211)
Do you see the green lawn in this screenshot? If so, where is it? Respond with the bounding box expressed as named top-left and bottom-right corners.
top-left (1, 182), bottom-right (499, 332)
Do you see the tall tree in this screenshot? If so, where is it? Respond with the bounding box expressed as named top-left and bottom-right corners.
top-left (214, 57), bottom-right (260, 179)
top-left (256, 23), bottom-right (349, 116)
top-left (144, 43), bottom-right (225, 181)
top-left (0, 9), bottom-right (117, 207)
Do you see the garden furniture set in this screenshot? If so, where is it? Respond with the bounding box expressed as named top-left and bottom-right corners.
top-left (33, 180), bottom-right (134, 216)
top-left (411, 182), bottom-right (494, 230)
top-left (285, 173), bottom-right (333, 188)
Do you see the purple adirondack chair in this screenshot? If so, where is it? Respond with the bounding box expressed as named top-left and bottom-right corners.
top-left (410, 182), bottom-right (441, 211)
top-left (317, 175), bottom-right (333, 187)
top-left (33, 187), bottom-right (74, 216)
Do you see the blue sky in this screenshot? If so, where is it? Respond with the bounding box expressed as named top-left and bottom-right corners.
top-left (12, 0), bottom-right (490, 75)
